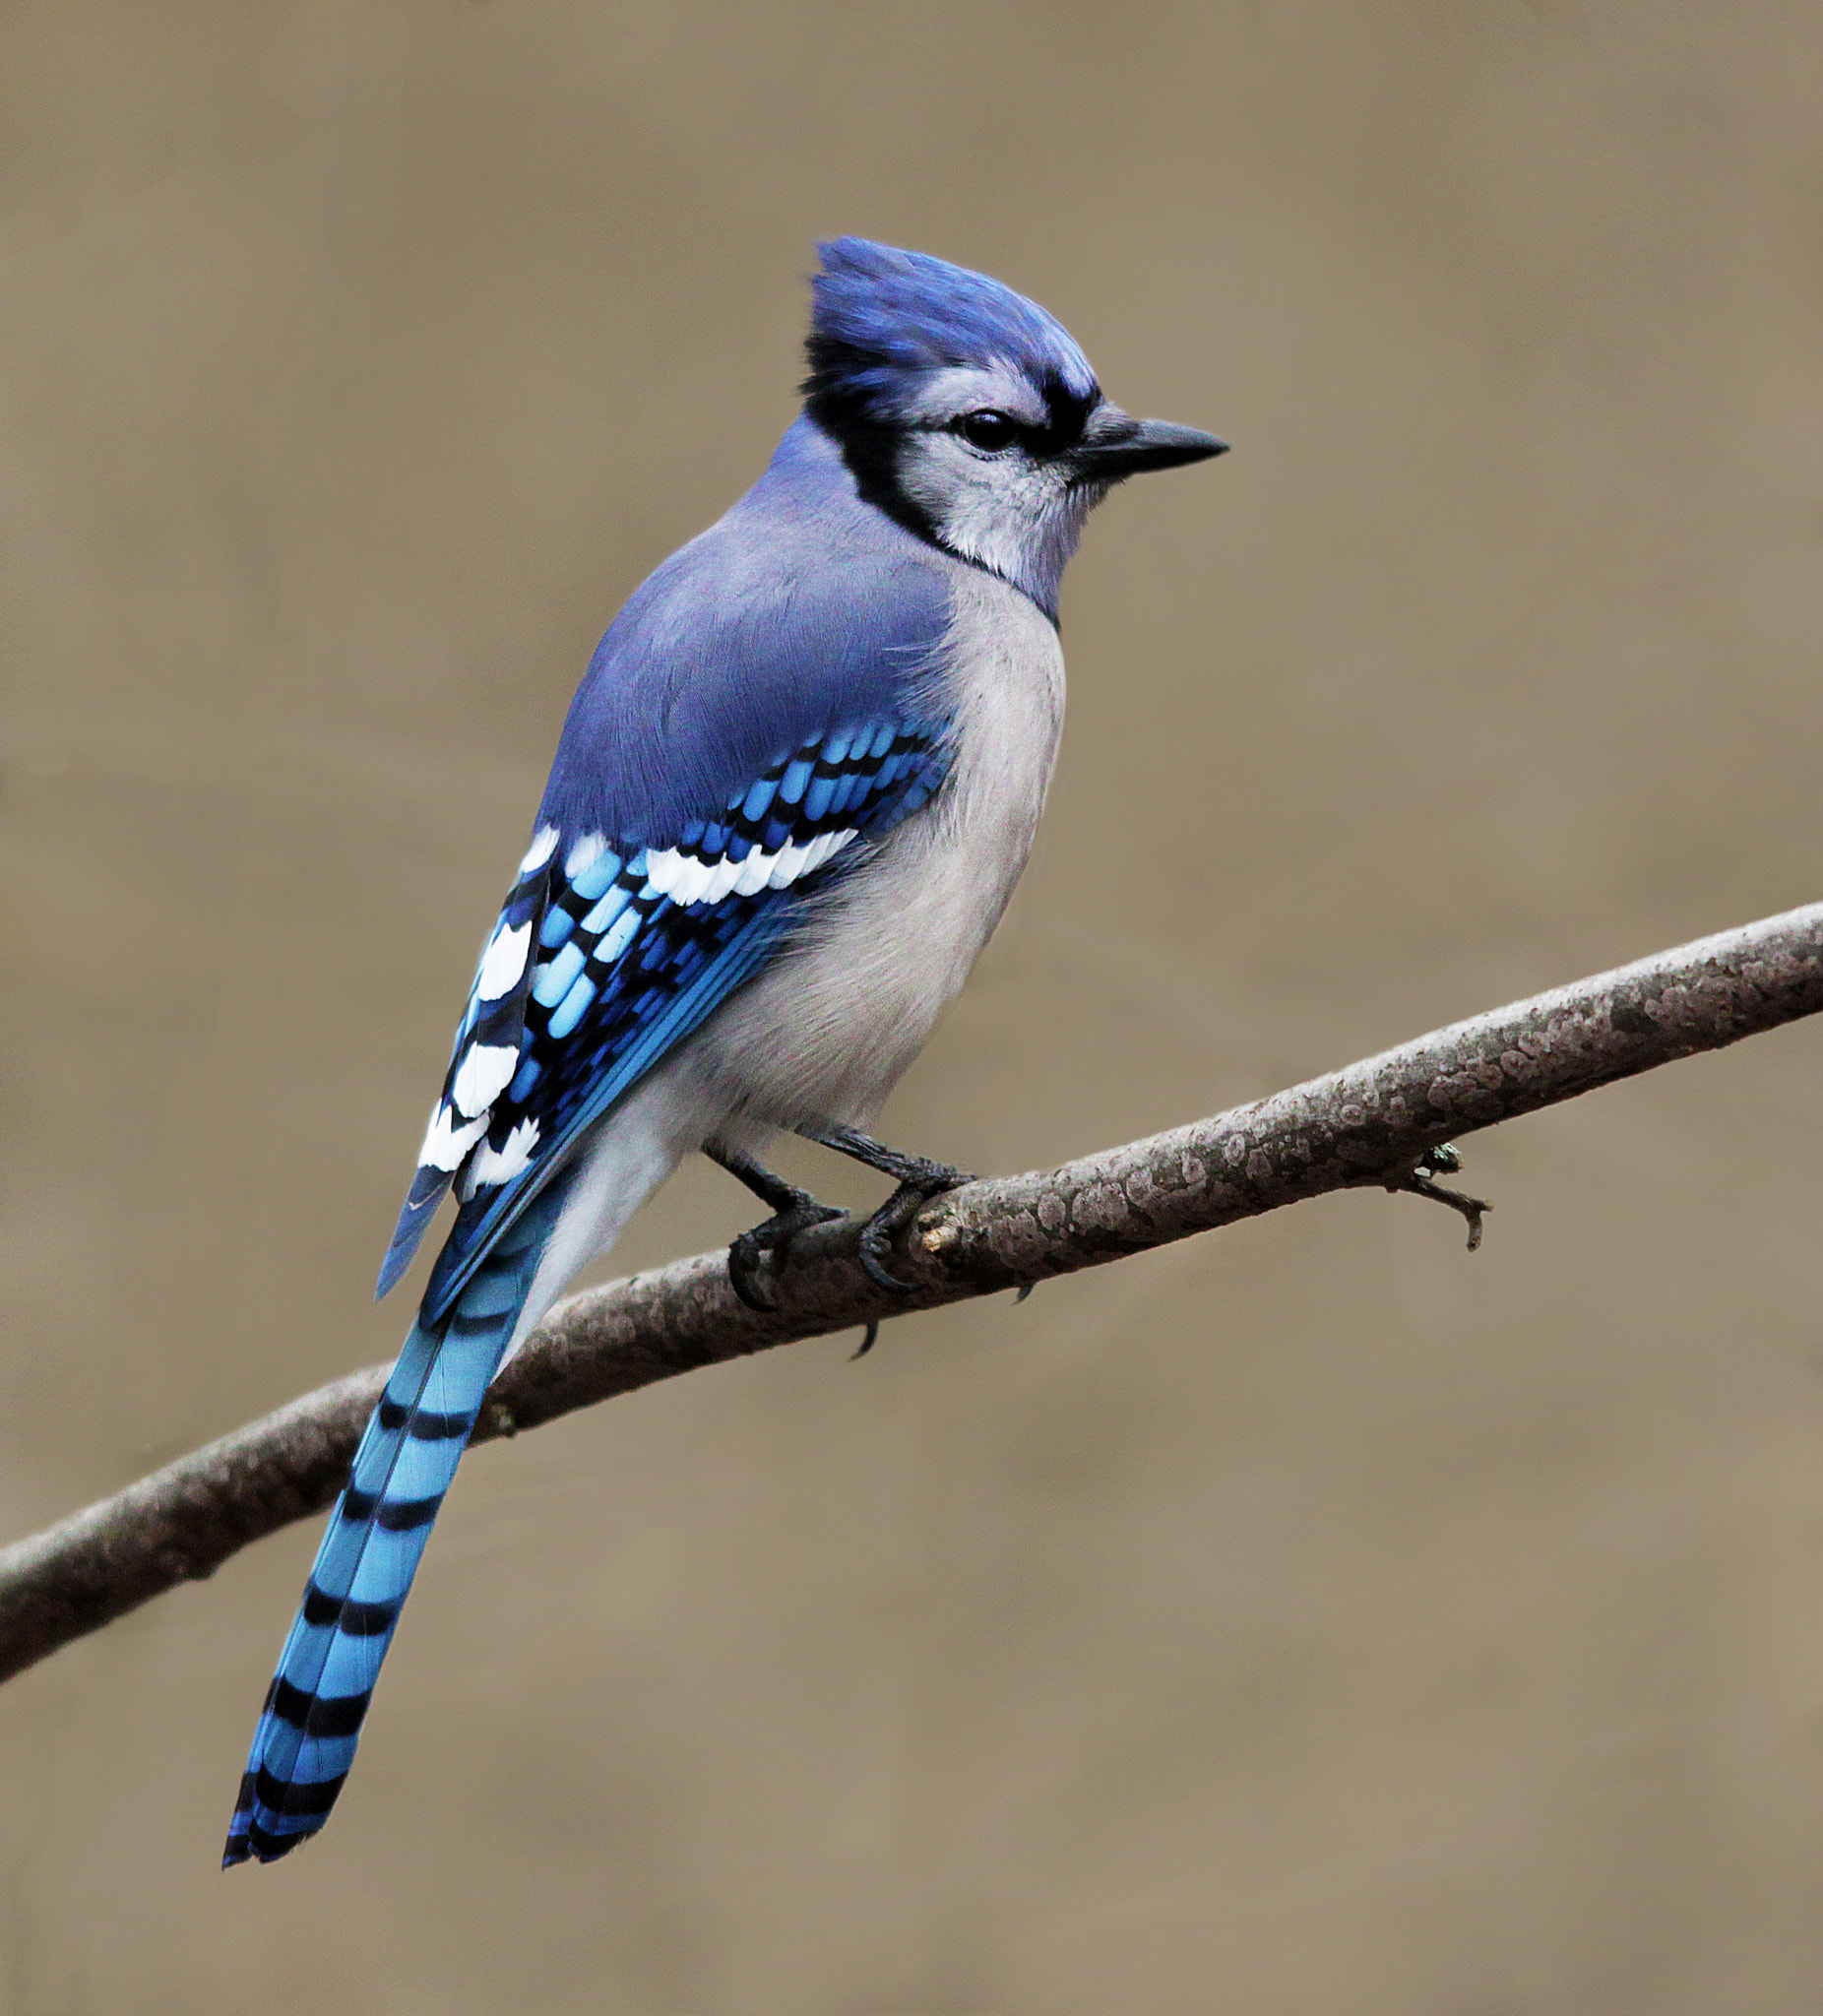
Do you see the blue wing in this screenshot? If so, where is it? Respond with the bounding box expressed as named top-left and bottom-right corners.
top-left (376, 833), bottom-right (561, 1292)
top-left (376, 418), bottom-right (956, 1310)
top-left (377, 716), bottom-right (949, 1316)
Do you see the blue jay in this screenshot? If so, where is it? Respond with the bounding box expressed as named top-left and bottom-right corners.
top-left (223, 238), bottom-right (1225, 1864)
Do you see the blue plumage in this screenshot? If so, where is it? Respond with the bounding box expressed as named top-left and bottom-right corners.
top-left (225, 1179), bottom-right (571, 1864)
top-left (377, 838), bottom-right (559, 1298)
top-left (381, 710), bottom-right (950, 1318)
top-left (805, 237), bottom-right (1099, 422)
top-left (232, 721), bottom-right (947, 1865)
top-left (539, 418), bottom-right (950, 842)
top-left (224, 237), bottom-right (1224, 1865)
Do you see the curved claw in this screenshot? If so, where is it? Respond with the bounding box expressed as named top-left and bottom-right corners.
top-left (857, 1223), bottom-right (915, 1293)
top-left (853, 1167), bottom-right (971, 1294)
top-left (727, 1231), bottom-right (783, 1311)
top-left (724, 1199), bottom-right (848, 1310)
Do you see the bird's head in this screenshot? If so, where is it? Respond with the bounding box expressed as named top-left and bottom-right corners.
top-left (802, 237), bottom-right (1225, 613)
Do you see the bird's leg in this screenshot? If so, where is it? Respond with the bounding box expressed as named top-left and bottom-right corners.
top-left (804, 1123), bottom-right (973, 1293)
top-left (704, 1144), bottom-right (847, 1311)
top-left (1382, 1142), bottom-right (1490, 1252)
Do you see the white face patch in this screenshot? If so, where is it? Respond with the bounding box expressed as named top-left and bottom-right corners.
top-left (450, 1041), bottom-right (520, 1119)
top-left (643, 827), bottom-right (858, 908)
top-left (897, 434), bottom-right (1094, 605)
top-left (474, 920), bottom-right (533, 1002)
top-left (888, 363), bottom-right (1101, 607)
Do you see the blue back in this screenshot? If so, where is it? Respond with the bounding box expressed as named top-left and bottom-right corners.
top-left (542, 416), bottom-right (951, 840)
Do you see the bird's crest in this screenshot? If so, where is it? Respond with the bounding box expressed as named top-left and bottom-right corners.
top-left (803, 237), bottom-right (1099, 429)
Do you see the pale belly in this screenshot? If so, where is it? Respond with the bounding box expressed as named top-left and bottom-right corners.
top-left (497, 567), bottom-right (1065, 1353)
top-left (680, 564), bottom-right (1066, 1139)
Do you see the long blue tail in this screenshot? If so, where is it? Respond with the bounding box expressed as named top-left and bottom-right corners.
top-left (222, 1187), bottom-right (564, 1866)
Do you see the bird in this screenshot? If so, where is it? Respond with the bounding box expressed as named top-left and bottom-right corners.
top-left (222, 236), bottom-right (1226, 1865)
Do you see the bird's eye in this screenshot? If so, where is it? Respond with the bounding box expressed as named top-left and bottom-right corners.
top-left (954, 410), bottom-right (1019, 453)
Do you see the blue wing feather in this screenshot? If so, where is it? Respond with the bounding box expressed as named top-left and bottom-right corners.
top-left (374, 834), bottom-right (558, 1298)
top-left (381, 715), bottom-right (950, 1320)
top-left (418, 873), bottom-right (785, 1323)
top-left (375, 416), bottom-right (953, 1306)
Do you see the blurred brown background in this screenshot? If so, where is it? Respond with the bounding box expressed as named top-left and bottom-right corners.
top-left (4, 3), bottom-right (1822, 2010)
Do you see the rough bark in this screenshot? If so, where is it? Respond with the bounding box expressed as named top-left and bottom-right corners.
top-left (3, 903), bottom-right (1819, 1685)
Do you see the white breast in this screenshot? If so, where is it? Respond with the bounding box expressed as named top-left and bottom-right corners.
top-left (683, 563), bottom-right (1065, 1139)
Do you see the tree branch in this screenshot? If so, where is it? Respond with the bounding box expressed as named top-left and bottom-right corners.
top-left (4, 903), bottom-right (1819, 1686)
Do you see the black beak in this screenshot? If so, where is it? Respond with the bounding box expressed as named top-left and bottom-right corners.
top-left (1070, 410), bottom-right (1228, 482)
